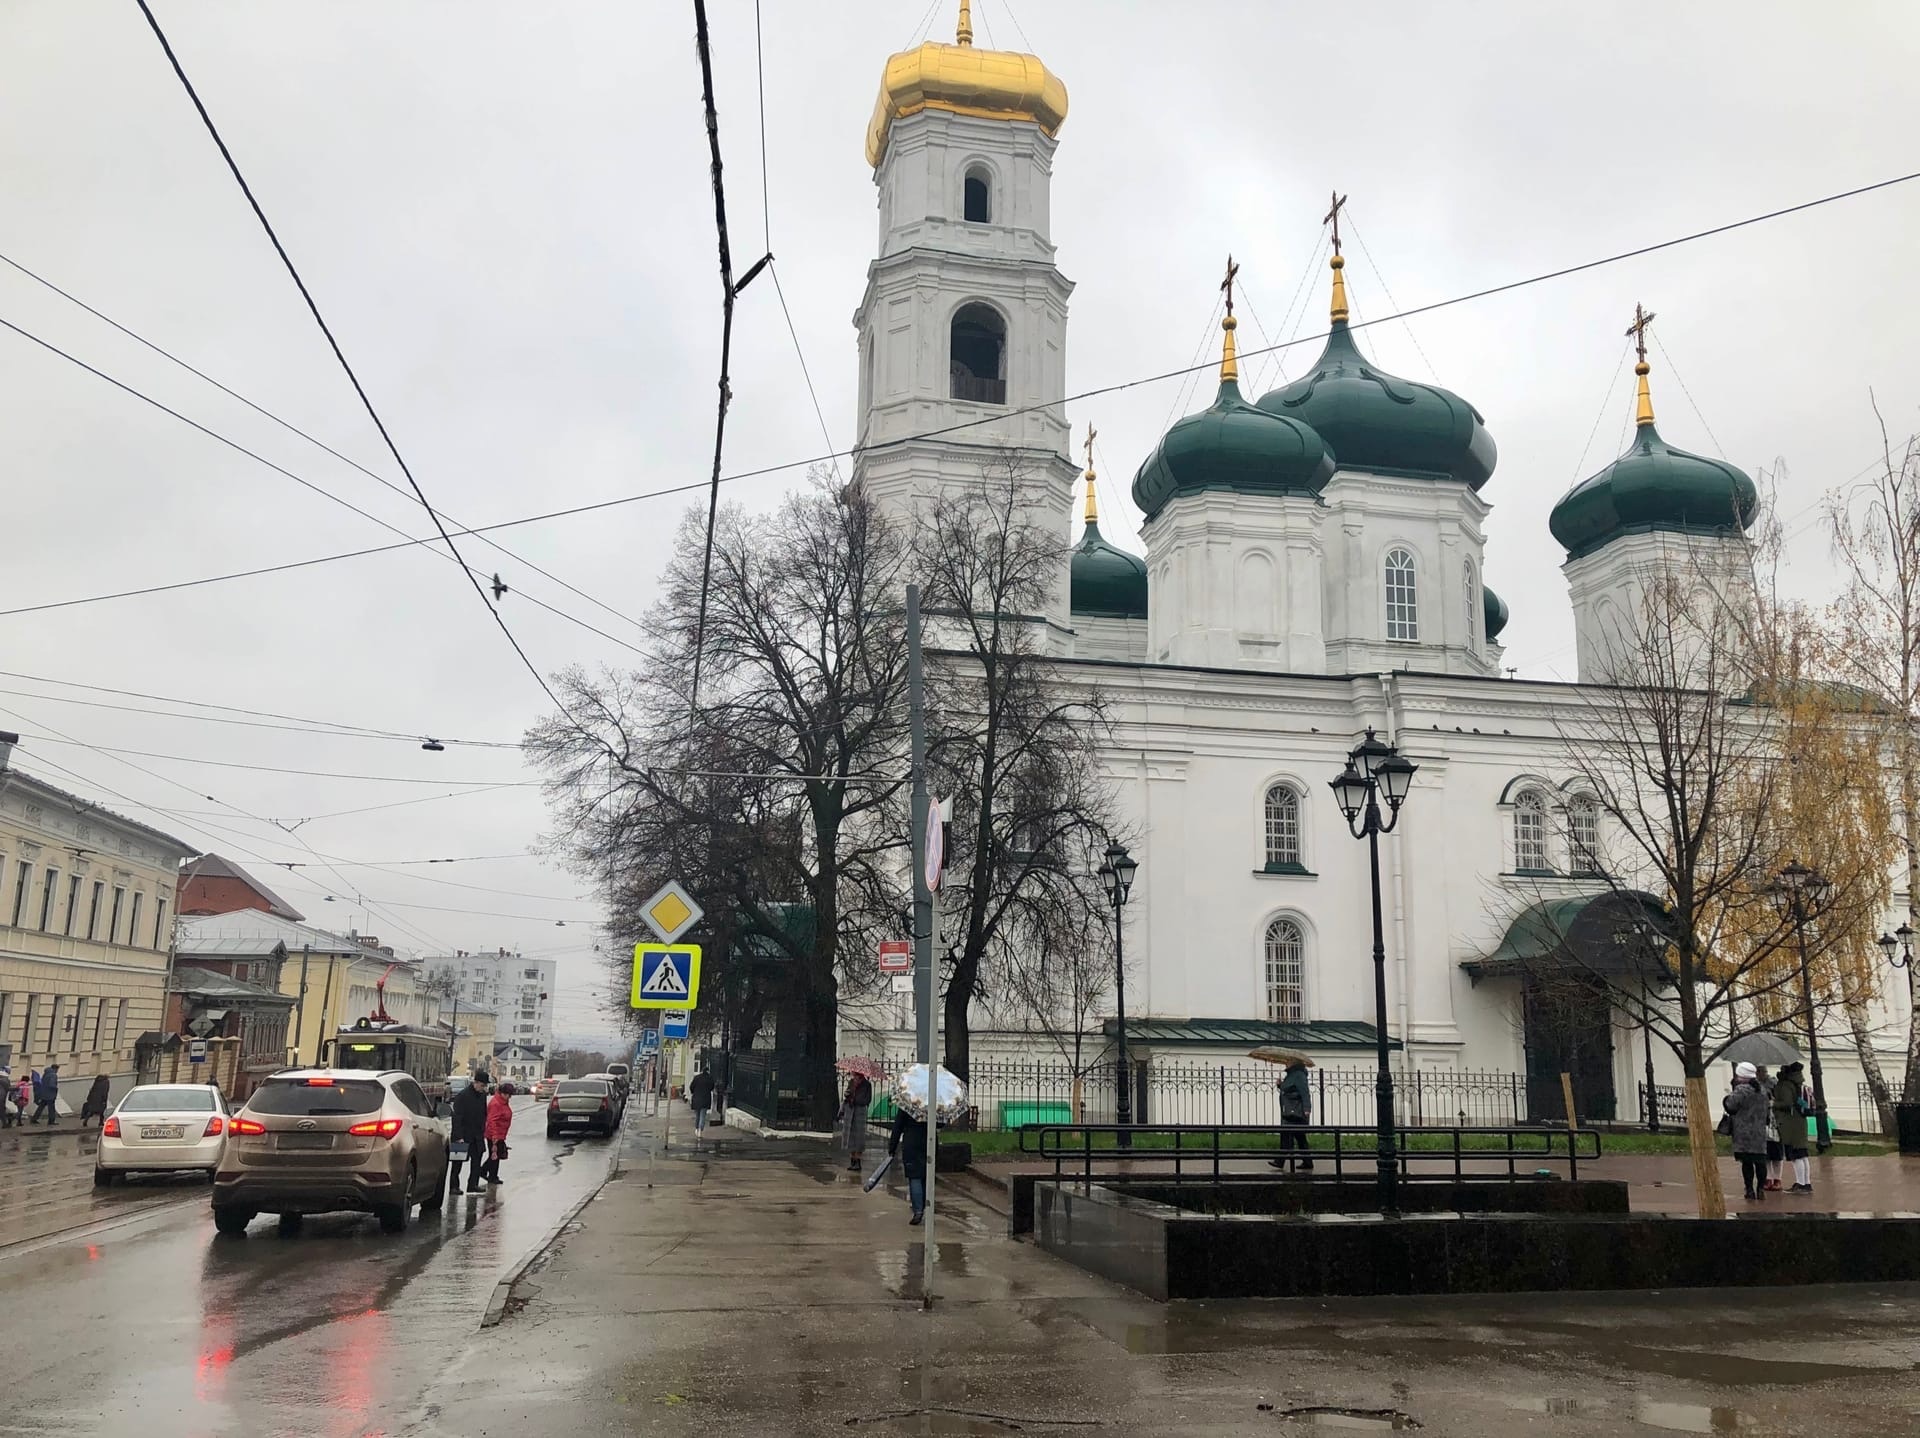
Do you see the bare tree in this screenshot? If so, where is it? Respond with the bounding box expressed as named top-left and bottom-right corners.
top-left (527, 474), bottom-right (912, 1127)
top-left (915, 456), bottom-right (1123, 1082)
top-left (1825, 405), bottom-right (1920, 1107)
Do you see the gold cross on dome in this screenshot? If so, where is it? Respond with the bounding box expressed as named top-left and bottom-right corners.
top-left (1323, 190), bottom-right (1348, 256)
top-left (1625, 302), bottom-right (1657, 363)
top-left (1082, 422), bottom-right (1098, 476)
top-left (1220, 255), bottom-right (1240, 317)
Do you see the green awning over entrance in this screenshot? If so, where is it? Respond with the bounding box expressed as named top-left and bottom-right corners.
top-left (1461, 890), bottom-right (1673, 984)
top-left (1102, 1017), bottom-right (1399, 1050)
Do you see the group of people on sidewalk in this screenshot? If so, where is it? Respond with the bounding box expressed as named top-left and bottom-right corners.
top-left (447, 1072), bottom-right (516, 1192)
top-left (838, 1071), bottom-right (929, 1226)
top-left (1, 1065), bottom-right (114, 1129)
top-left (1722, 1059), bottom-right (1819, 1200)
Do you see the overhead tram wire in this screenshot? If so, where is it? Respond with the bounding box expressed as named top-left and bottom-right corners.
top-left (0, 250), bottom-right (649, 641)
top-left (0, 312), bottom-right (658, 664)
top-left (9, 168), bottom-right (1919, 624)
top-left (133, 1), bottom-right (577, 722)
top-left (687, 0), bottom-right (774, 708)
top-left (4, 733), bottom-right (537, 786)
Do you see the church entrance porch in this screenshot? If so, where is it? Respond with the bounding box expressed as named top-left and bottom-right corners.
top-left (1521, 972), bottom-right (1617, 1122)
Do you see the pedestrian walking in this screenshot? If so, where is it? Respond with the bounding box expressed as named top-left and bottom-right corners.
top-left (887, 1105), bottom-right (928, 1226)
top-left (0, 1068), bottom-right (12, 1129)
top-left (1754, 1064), bottom-right (1783, 1191)
top-left (1268, 1059), bottom-right (1314, 1173)
top-left (1772, 1060), bottom-right (1814, 1193)
top-left (481, 1082), bottom-right (515, 1185)
top-left (1723, 1061), bottom-right (1770, 1201)
top-left (31, 1064), bottom-right (59, 1125)
top-left (688, 1065), bottom-right (716, 1141)
top-left (838, 1073), bottom-right (873, 1172)
top-left (79, 1074), bottom-right (111, 1129)
top-left (449, 1071), bottom-right (490, 1193)
top-left (9, 1071), bottom-right (30, 1127)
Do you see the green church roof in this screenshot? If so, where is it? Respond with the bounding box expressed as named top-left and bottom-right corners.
top-left (1256, 258), bottom-right (1495, 489)
top-left (1549, 420), bottom-right (1757, 561)
top-left (1483, 583), bottom-right (1509, 642)
top-left (1131, 374), bottom-right (1334, 521)
top-left (1069, 518), bottom-right (1148, 619)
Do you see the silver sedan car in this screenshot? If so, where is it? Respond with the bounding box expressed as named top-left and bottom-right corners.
top-left (95, 1083), bottom-right (230, 1185)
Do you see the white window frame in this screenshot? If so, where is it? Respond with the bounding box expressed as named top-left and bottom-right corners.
top-left (1514, 789), bottom-right (1552, 874)
top-left (1263, 784), bottom-right (1303, 870)
top-left (1463, 559), bottom-right (1477, 645)
top-left (1568, 799), bottom-right (1603, 877)
top-left (1385, 547), bottom-right (1419, 642)
top-left (1264, 916), bottom-right (1307, 1023)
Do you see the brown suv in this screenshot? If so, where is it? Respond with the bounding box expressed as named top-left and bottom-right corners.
top-left (212, 1069), bottom-right (450, 1236)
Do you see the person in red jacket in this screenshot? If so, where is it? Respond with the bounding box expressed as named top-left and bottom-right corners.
top-left (481, 1082), bottom-right (515, 1185)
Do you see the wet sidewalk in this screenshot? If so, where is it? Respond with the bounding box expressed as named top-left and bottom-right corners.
top-left (429, 1116), bottom-right (1920, 1437)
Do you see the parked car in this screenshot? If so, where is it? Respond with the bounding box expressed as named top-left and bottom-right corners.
top-left (95, 1083), bottom-right (230, 1185)
top-left (530, 1077), bottom-right (558, 1102)
top-left (583, 1073), bottom-right (628, 1120)
top-left (605, 1062), bottom-right (631, 1098)
top-left (547, 1078), bottom-right (619, 1138)
top-left (211, 1069), bottom-right (450, 1236)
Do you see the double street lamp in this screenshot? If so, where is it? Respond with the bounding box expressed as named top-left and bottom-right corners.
top-left (1877, 923), bottom-right (1914, 970)
top-left (1098, 840), bottom-right (1139, 1135)
top-left (1773, 862), bottom-right (1834, 1153)
top-left (1329, 729), bottom-right (1418, 1214)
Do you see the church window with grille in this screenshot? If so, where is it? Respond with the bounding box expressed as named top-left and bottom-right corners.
top-left (1515, 789), bottom-right (1551, 873)
top-left (1265, 917), bottom-right (1306, 1022)
top-left (1569, 799), bottom-right (1602, 877)
top-left (1463, 559), bottom-right (1477, 644)
top-left (1263, 785), bottom-right (1301, 871)
top-left (1385, 548), bottom-right (1419, 641)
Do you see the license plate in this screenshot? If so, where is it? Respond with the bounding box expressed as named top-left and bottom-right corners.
top-left (278, 1133), bottom-right (334, 1151)
top-left (567, 1115), bottom-right (588, 1124)
top-left (140, 1124), bottom-right (186, 1140)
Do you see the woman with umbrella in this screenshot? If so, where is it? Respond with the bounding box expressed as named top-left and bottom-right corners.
top-left (1252, 1048), bottom-right (1314, 1173)
top-left (835, 1058), bottom-right (880, 1173)
top-left (882, 1063), bottom-right (965, 1226)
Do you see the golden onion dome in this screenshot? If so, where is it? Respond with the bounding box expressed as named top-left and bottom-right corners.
top-left (865, 1), bottom-right (1068, 168)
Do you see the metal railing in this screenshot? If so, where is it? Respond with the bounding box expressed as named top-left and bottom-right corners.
top-left (949, 372), bottom-right (1006, 404)
top-left (1855, 1080), bottom-right (1907, 1136)
top-left (1017, 1122), bottom-right (1602, 1186)
top-left (1637, 1081), bottom-right (1688, 1128)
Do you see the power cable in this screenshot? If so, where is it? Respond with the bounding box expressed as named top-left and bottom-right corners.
top-left (0, 249), bottom-right (649, 641)
top-left (9, 733), bottom-right (536, 786)
top-left (9, 168), bottom-right (1918, 623)
top-left (134, 0), bottom-right (575, 719)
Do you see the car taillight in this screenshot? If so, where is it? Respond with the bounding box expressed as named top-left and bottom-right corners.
top-left (549, 1099), bottom-right (559, 1111)
top-left (204, 1115), bottom-right (225, 1137)
top-left (600, 1097), bottom-right (610, 1111)
top-left (102, 1116), bottom-right (120, 1138)
top-left (305, 1077), bottom-right (335, 1087)
top-left (229, 1118), bottom-right (267, 1135)
top-left (347, 1118), bottom-right (405, 1139)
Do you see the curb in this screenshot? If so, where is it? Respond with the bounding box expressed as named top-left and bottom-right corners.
top-left (480, 1134), bottom-right (623, 1329)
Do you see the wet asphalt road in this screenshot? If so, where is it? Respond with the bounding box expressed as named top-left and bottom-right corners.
top-left (0, 1097), bottom-right (619, 1438)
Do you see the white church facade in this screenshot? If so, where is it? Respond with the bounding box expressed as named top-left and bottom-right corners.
top-left (839, 7), bottom-right (1910, 1126)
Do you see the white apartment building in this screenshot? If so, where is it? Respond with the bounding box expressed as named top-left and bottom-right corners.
top-left (423, 949), bottom-right (555, 1063)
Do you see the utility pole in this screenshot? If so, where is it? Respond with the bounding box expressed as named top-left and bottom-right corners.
top-left (908, 584), bottom-right (932, 1068)
top-left (292, 944), bottom-right (312, 1065)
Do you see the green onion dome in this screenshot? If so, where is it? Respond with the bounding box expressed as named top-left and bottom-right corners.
top-left (1132, 314), bottom-right (1335, 521)
top-left (1549, 358), bottom-right (1756, 560)
top-left (1255, 255), bottom-right (1495, 489)
top-left (1483, 584), bottom-right (1509, 642)
top-left (1070, 516), bottom-right (1148, 619)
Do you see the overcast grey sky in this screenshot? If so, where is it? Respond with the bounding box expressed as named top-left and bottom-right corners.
top-left (3, 2), bottom-right (1916, 1037)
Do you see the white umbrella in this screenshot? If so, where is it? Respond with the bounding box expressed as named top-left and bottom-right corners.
top-left (891, 1063), bottom-right (967, 1124)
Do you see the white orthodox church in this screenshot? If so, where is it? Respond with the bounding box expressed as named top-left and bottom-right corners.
top-left (840, 7), bottom-right (1907, 1126)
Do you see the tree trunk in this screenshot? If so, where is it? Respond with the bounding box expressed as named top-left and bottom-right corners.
top-left (943, 958), bottom-right (973, 1083)
top-left (1683, 1074), bottom-right (1727, 1219)
top-left (1846, 991), bottom-right (1897, 1132)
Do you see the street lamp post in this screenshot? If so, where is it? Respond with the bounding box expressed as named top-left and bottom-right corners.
top-left (1329, 729), bottom-right (1417, 1215)
top-left (1098, 841), bottom-right (1139, 1142)
top-left (1775, 862), bottom-right (1835, 1152)
top-left (1877, 924), bottom-right (1919, 1154)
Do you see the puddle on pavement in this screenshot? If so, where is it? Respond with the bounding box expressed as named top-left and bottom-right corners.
top-left (1503, 1395), bottom-right (1755, 1432)
top-left (1276, 1408), bottom-right (1421, 1430)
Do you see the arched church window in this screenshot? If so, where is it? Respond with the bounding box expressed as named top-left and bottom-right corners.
top-left (1514, 789), bottom-right (1551, 874)
top-left (1385, 548), bottom-right (1419, 642)
top-left (1463, 559), bottom-right (1477, 645)
top-left (1263, 785), bottom-right (1301, 870)
top-left (1569, 799), bottom-right (1603, 877)
top-left (1264, 917), bottom-right (1306, 1023)
top-left (950, 303), bottom-right (1006, 404)
top-left (963, 166), bottom-right (992, 223)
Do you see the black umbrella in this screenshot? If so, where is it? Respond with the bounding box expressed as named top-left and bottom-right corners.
top-left (1721, 1032), bottom-right (1802, 1067)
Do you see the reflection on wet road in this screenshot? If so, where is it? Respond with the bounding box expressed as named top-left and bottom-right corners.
top-left (0, 1099), bottom-right (617, 1438)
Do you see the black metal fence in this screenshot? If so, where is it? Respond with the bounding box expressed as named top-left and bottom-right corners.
top-left (1855, 1080), bottom-right (1906, 1135)
top-left (1638, 1082), bottom-right (1688, 1129)
top-left (844, 1057), bottom-right (1531, 1132)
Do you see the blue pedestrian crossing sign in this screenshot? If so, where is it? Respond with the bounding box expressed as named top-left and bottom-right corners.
top-left (661, 1009), bottom-right (690, 1041)
top-left (630, 943), bottom-right (701, 1010)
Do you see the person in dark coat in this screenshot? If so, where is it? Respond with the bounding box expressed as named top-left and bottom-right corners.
top-left (888, 1106), bottom-right (928, 1225)
top-left (30, 1064), bottom-right (59, 1125)
top-left (1772, 1060), bottom-right (1813, 1193)
top-left (449, 1073), bottom-right (491, 1193)
top-left (688, 1066), bottom-right (716, 1142)
top-left (1269, 1060), bottom-right (1314, 1173)
top-left (79, 1074), bottom-right (111, 1128)
top-left (1723, 1061), bottom-right (1771, 1201)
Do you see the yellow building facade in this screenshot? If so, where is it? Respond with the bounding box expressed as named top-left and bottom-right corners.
top-left (0, 751), bottom-right (197, 1104)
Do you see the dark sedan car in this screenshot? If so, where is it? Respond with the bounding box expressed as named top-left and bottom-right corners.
top-left (546, 1078), bottom-right (619, 1138)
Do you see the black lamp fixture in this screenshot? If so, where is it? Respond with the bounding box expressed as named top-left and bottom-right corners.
top-left (1097, 839), bottom-right (1139, 1137)
top-left (1878, 923), bottom-right (1914, 970)
top-left (1328, 727), bottom-right (1418, 1215)
top-left (1772, 861), bottom-right (1834, 1152)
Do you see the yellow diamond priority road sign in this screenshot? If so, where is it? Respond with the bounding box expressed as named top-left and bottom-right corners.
top-left (641, 880), bottom-right (703, 945)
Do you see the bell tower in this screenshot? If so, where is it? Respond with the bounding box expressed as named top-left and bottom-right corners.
top-left (851, 2), bottom-right (1077, 613)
